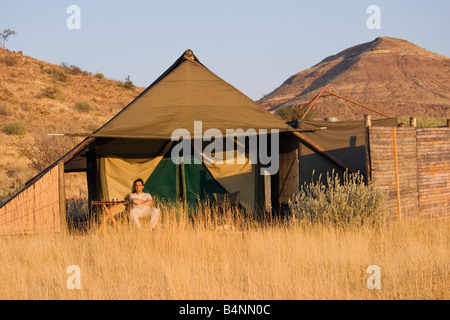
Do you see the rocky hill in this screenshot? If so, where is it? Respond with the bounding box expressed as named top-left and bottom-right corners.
top-left (258, 37), bottom-right (450, 120)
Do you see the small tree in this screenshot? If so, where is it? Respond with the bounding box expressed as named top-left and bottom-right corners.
top-left (123, 75), bottom-right (135, 89)
top-left (1, 29), bottom-right (17, 49)
top-left (14, 127), bottom-right (78, 172)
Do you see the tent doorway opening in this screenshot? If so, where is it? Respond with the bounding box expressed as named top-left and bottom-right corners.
top-left (64, 172), bottom-right (90, 231)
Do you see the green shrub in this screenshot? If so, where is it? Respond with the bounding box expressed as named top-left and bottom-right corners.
top-left (43, 66), bottom-right (67, 82)
top-left (73, 101), bottom-right (92, 113)
top-left (40, 86), bottom-right (60, 99)
top-left (95, 73), bottom-right (104, 79)
top-left (275, 106), bottom-right (316, 121)
top-left (2, 122), bottom-right (27, 135)
top-left (69, 65), bottom-right (82, 75)
top-left (289, 170), bottom-right (386, 227)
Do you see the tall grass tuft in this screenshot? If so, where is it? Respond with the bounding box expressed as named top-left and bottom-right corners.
top-left (72, 101), bottom-right (93, 113)
top-left (2, 122), bottom-right (27, 136)
top-left (289, 170), bottom-right (386, 227)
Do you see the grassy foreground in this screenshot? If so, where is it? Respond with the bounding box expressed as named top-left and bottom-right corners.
top-left (0, 207), bottom-right (448, 300)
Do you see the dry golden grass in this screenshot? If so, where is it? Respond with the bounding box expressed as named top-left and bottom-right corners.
top-left (0, 208), bottom-right (447, 300)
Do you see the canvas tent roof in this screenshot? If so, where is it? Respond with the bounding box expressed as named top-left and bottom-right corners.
top-left (92, 49), bottom-right (293, 139)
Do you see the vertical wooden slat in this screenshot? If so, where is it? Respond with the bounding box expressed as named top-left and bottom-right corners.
top-left (58, 162), bottom-right (67, 234)
top-left (392, 127), bottom-right (402, 221)
top-left (43, 170), bottom-right (48, 231)
top-left (364, 114), bottom-right (372, 183)
top-left (32, 184), bottom-right (36, 232)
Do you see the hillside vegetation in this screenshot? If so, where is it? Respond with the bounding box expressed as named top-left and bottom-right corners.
top-left (0, 48), bottom-right (143, 201)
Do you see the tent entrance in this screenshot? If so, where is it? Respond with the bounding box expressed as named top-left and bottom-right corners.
top-left (94, 141), bottom-right (230, 207)
top-left (144, 143), bottom-right (227, 207)
top-left (88, 138), bottom-right (256, 211)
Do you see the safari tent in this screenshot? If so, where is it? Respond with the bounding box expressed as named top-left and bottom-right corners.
top-left (0, 49), bottom-right (300, 235)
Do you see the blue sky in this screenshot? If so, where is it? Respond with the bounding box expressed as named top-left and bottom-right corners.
top-left (1, 0), bottom-right (449, 100)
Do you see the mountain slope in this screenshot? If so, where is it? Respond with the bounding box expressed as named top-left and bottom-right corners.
top-left (258, 37), bottom-right (450, 119)
top-left (0, 48), bottom-right (143, 133)
top-left (0, 48), bottom-right (144, 199)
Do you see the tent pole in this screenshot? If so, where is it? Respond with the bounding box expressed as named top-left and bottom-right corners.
top-left (285, 95), bottom-right (317, 123)
top-left (323, 90), bottom-right (391, 118)
top-left (301, 84), bottom-right (332, 120)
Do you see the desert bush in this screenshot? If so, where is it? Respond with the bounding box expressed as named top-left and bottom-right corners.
top-left (122, 75), bottom-right (135, 90)
top-left (0, 55), bottom-right (18, 66)
top-left (14, 127), bottom-right (77, 171)
top-left (289, 170), bottom-right (386, 227)
top-left (68, 65), bottom-right (82, 75)
top-left (0, 179), bottom-right (23, 206)
top-left (40, 86), bottom-right (60, 99)
top-left (275, 105), bottom-right (316, 121)
top-left (42, 66), bottom-right (67, 82)
top-left (60, 61), bottom-right (69, 69)
top-left (66, 197), bottom-right (89, 219)
top-left (83, 122), bottom-right (98, 133)
top-left (73, 101), bottom-right (93, 113)
top-left (0, 104), bottom-right (12, 116)
top-left (95, 73), bottom-right (104, 79)
top-left (2, 122), bottom-right (27, 135)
